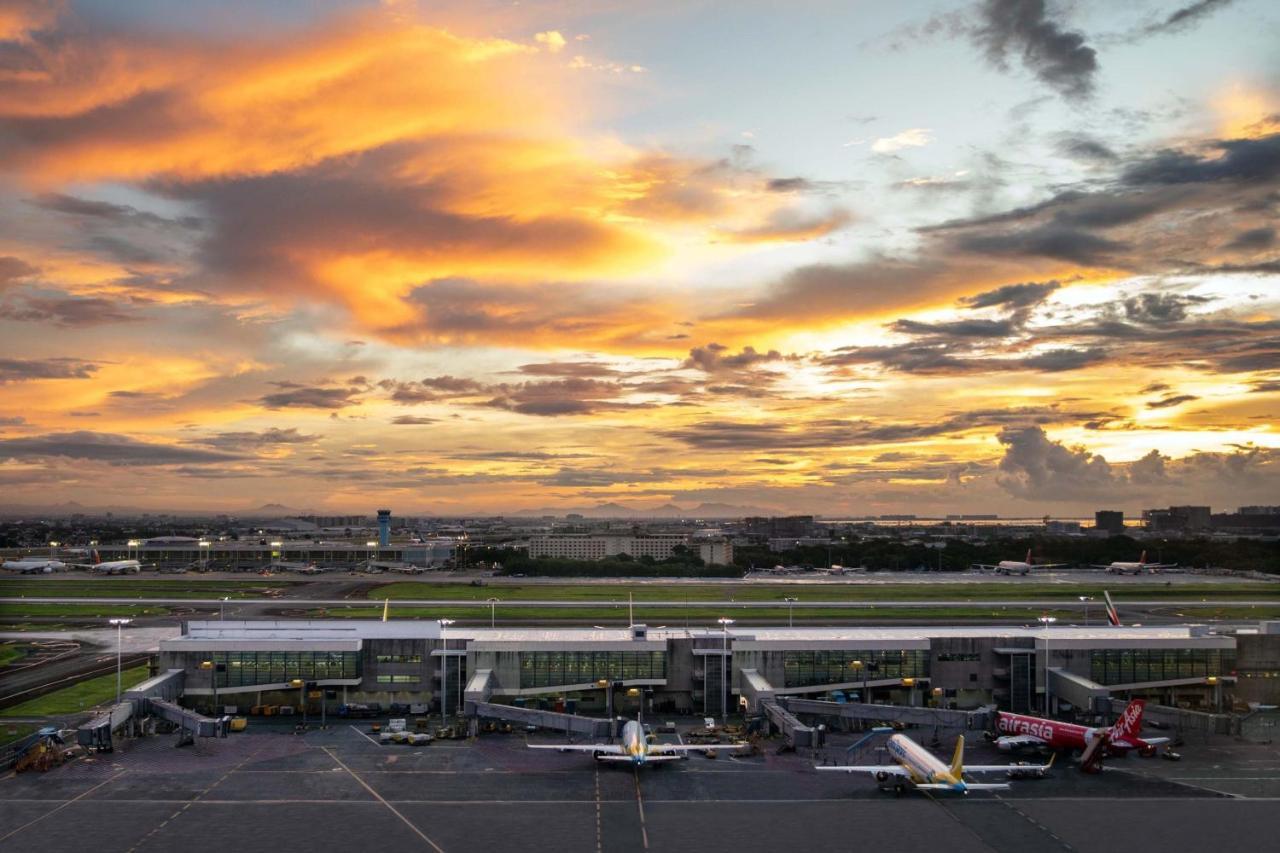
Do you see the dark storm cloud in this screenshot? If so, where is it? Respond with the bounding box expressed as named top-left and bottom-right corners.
top-left (1223, 227), bottom-right (1276, 251)
top-left (1121, 134), bottom-right (1280, 186)
top-left (959, 280), bottom-right (1060, 310)
top-left (483, 377), bottom-right (638, 417)
top-left (663, 406), bottom-right (1105, 451)
top-left (194, 427), bottom-right (318, 449)
top-left (1055, 134), bottom-right (1117, 162)
top-left (1133, 0), bottom-right (1236, 39)
top-left (953, 224), bottom-right (1127, 265)
top-left (390, 416), bottom-right (437, 425)
top-left (766, 177), bottom-right (812, 192)
top-left (5, 295), bottom-right (138, 326)
top-left (259, 382), bottom-right (361, 410)
top-left (973, 0), bottom-right (1098, 101)
top-left (1019, 347), bottom-right (1109, 371)
top-left (1146, 393), bottom-right (1199, 409)
top-left (1122, 292), bottom-right (1210, 325)
top-left (725, 256), bottom-right (950, 321)
top-left (421, 375), bottom-right (487, 392)
top-left (683, 343), bottom-right (785, 372)
top-left (890, 317), bottom-right (1020, 337)
top-left (995, 425), bottom-right (1280, 501)
top-left (0, 255), bottom-right (39, 285)
top-left (0, 431), bottom-right (245, 465)
top-left (516, 362), bottom-right (622, 378)
top-left (0, 357), bottom-right (99, 383)
top-left (29, 193), bottom-right (200, 230)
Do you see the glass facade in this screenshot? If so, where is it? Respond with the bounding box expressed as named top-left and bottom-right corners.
top-left (376, 654), bottom-right (422, 663)
top-left (782, 649), bottom-right (928, 688)
top-left (204, 651), bottom-right (360, 688)
top-left (376, 674), bottom-right (421, 684)
top-left (519, 651), bottom-right (666, 689)
top-left (1088, 648), bottom-right (1234, 685)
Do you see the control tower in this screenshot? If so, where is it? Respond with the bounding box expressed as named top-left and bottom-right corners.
top-left (376, 509), bottom-right (391, 548)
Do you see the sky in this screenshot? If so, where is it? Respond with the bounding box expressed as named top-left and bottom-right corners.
top-left (0, 0), bottom-right (1277, 517)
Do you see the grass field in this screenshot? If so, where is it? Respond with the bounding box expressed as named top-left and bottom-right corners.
top-left (0, 642), bottom-right (25, 666)
top-left (1, 665), bottom-right (150, 717)
top-left (0, 579), bottom-right (291, 599)
top-left (0, 721), bottom-right (41, 746)
top-left (364, 581), bottom-right (1278, 603)
top-left (0, 603), bottom-right (171, 618)
top-left (309, 604), bottom-right (1090, 622)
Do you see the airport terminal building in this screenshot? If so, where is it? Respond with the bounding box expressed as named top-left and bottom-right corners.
top-left (160, 620), bottom-right (1280, 720)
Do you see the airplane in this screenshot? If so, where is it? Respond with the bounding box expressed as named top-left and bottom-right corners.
top-left (973, 549), bottom-right (1071, 576)
top-left (817, 733), bottom-right (1052, 795)
top-left (989, 698), bottom-right (1169, 771)
top-left (1093, 551), bottom-right (1176, 575)
top-left (85, 550), bottom-right (142, 574)
top-left (527, 719), bottom-right (747, 766)
top-left (1, 557), bottom-right (68, 574)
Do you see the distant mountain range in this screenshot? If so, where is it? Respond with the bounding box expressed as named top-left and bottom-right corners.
top-left (505, 501), bottom-right (774, 519)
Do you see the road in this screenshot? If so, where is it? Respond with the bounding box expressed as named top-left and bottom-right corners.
top-left (2, 596), bottom-right (1276, 608)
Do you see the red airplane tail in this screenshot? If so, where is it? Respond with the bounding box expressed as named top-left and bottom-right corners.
top-left (1025, 549), bottom-right (1033, 565)
top-left (91, 549), bottom-right (101, 565)
top-left (1137, 550), bottom-right (1147, 566)
top-left (1110, 699), bottom-right (1146, 741)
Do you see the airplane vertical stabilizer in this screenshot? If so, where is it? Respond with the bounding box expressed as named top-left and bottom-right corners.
top-left (948, 735), bottom-right (965, 778)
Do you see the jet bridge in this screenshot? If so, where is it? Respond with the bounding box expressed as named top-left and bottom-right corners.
top-left (759, 699), bottom-right (819, 749)
top-left (781, 698), bottom-right (995, 732)
top-left (465, 701), bottom-right (614, 738)
top-left (77, 668), bottom-right (226, 751)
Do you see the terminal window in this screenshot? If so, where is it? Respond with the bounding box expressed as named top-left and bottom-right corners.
top-left (207, 651), bottom-right (360, 688)
top-left (376, 674), bottom-right (421, 684)
top-left (519, 651), bottom-right (666, 689)
top-left (375, 654), bottom-right (423, 663)
top-left (781, 649), bottom-right (928, 688)
top-left (1088, 648), bottom-right (1234, 685)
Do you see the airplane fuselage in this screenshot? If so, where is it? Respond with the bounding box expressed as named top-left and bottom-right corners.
top-left (93, 560), bottom-right (141, 574)
top-left (885, 734), bottom-right (967, 791)
top-left (619, 720), bottom-right (649, 764)
top-left (4, 559), bottom-right (66, 573)
top-left (995, 708), bottom-right (1156, 754)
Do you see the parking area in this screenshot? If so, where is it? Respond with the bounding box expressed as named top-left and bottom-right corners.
top-left (2, 724), bottom-right (1278, 853)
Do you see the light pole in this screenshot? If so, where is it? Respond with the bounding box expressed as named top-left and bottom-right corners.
top-left (366, 541), bottom-right (379, 571)
top-left (108, 618), bottom-right (132, 705)
top-left (49, 540), bottom-right (59, 559)
top-left (438, 619), bottom-right (455, 724)
top-left (487, 598), bottom-right (500, 629)
top-left (220, 596), bottom-right (230, 621)
top-left (850, 660), bottom-right (866, 703)
top-left (783, 597), bottom-right (798, 628)
top-left (1078, 596), bottom-right (1094, 626)
top-left (1038, 615), bottom-right (1057, 714)
top-left (290, 678), bottom-right (305, 729)
top-left (198, 540), bottom-right (211, 572)
top-left (127, 539), bottom-right (140, 561)
top-left (201, 659), bottom-right (218, 715)
top-left (717, 617), bottom-right (734, 721)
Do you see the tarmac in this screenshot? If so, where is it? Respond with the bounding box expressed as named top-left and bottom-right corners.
top-left (2, 721), bottom-right (1279, 852)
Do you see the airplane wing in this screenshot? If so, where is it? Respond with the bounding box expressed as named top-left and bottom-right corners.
top-left (815, 765), bottom-right (910, 777)
top-left (994, 734), bottom-right (1048, 749)
top-left (964, 754), bottom-right (1054, 774)
top-left (527, 743), bottom-right (625, 755)
top-left (649, 742), bottom-right (749, 754)
top-left (597, 753), bottom-right (684, 763)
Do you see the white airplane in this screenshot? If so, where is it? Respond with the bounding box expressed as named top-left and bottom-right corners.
top-left (85, 550), bottom-right (142, 574)
top-left (817, 733), bottom-right (1052, 795)
top-left (2, 557), bottom-right (68, 574)
top-left (528, 719), bottom-right (747, 766)
top-left (1093, 551), bottom-right (1176, 575)
top-left (973, 549), bottom-right (1070, 576)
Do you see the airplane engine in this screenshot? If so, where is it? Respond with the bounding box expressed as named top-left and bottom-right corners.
top-left (1140, 744), bottom-right (1157, 758)
top-left (875, 770), bottom-right (891, 783)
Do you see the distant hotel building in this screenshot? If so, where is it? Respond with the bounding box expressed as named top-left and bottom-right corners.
top-left (527, 533), bottom-right (733, 565)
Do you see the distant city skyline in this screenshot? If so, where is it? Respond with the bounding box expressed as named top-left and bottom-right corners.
top-left (0, 0), bottom-right (1277, 515)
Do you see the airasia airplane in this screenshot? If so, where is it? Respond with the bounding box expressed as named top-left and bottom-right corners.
top-left (990, 698), bottom-right (1169, 771)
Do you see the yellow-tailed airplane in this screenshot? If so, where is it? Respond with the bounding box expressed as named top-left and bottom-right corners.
top-left (528, 719), bottom-right (747, 766)
top-left (817, 733), bottom-right (1052, 794)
